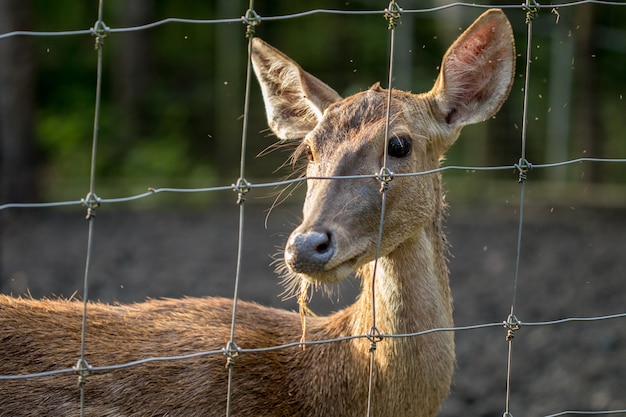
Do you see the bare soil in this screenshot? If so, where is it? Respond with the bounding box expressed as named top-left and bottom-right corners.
top-left (1, 200), bottom-right (625, 417)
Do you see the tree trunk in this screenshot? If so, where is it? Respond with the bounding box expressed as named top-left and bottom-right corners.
top-left (574, 4), bottom-right (604, 183)
top-left (111, 0), bottom-right (154, 141)
top-left (0, 0), bottom-right (37, 203)
top-left (214, 0), bottom-right (245, 179)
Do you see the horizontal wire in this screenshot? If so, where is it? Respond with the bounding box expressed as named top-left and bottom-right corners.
top-left (2, 1), bottom-right (626, 40)
top-left (543, 410), bottom-right (626, 417)
top-left (522, 312), bottom-right (626, 327)
top-left (385, 311), bottom-right (626, 339)
top-left (0, 3), bottom-right (625, 413)
top-left (399, 0), bottom-right (626, 13)
top-left (110, 17), bottom-right (241, 33)
top-left (0, 200), bottom-right (83, 210)
top-left (534, 157), bottom-right (626, 169)
top-left (0, 348), bottom-right (225, 380)
top-left (3, 157), bottom-right (626, 210)
top-left (0, 29), bottom-right (92, 39)
top-left (102, 184), bottom-right (236, 203)
top-left (1, 311), bottom-right (623, 380)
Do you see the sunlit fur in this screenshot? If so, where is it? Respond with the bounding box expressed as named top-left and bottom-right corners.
top-left (0, 9), bottom-right (514, 417)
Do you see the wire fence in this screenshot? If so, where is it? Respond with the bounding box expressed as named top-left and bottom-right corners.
top-left (1, 1), bottom-right (625, 416)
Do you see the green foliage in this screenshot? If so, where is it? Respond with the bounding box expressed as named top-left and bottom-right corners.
top-left (21, 1), bottom-right (626, 205)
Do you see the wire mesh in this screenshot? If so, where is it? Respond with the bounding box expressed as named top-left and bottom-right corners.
top-left (0, 1), bottom-right (625, 417)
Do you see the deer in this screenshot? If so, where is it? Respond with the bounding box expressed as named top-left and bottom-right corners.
top-left (0, 9), bottom-right (515, 417)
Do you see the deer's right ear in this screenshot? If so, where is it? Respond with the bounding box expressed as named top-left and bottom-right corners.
top-left (251, 38), bottom-right (342, 140)
top-left (431, 9), bottom-right (515, 132)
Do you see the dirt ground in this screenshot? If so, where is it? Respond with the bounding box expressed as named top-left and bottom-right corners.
top-left (1, 196), bottom-right (625, 417)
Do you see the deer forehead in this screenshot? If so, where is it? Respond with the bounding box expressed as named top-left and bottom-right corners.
top-left (308, 87), bottom-right (436, 149)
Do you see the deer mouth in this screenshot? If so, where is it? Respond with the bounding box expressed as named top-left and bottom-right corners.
top-left (294, 257), bottom-right (363, 285)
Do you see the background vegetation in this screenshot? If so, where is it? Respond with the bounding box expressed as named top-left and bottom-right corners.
top-left (1, 0), bottom-right (625, 206)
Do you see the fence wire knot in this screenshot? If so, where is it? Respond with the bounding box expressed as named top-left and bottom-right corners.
top-left (376, 167), bottom-right (394, 192)
top-left (522, 0), bottom-right (540, 24)
top-left (514, 158), bottom-right (532, 183)
top-left (384, 1), bottom-right (403, 29)
top-left (73, 358), bottom-right (92, 388)
top-left (503, 314), bottom-right (522, 341)
top-left (366, 326), bottom-right (384, 352)
top-left (90, 20), bottom-right (110, 49)
top-left (81, 192), bottom-right (101, 219)
top-left (223, 340), bottom-right (241, 368)
top-left (242, 9), bottom-right (261, 38)
top-left (233, 177), bottom-right (252, 205)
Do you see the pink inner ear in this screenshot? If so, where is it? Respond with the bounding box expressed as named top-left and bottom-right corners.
top-left (446, 25), bottom-right (498, 108)
top-left (457, 24), bottom-right (496, 63)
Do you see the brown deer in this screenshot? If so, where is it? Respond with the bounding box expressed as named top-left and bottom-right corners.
top-left (0, 9), bottom-right (515, 417)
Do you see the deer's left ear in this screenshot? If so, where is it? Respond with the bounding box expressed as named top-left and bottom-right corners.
top-left (431, 9), bottom-right (515, 129)
top-left (251, 38), bottom-right (343, 140)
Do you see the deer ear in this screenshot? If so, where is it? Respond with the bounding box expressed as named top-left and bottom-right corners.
top-left (432, 9), bottom-right (515, 128)
top-left (251, 38), bottom-right (343, 140)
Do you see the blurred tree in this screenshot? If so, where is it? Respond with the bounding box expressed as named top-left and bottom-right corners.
top-left (0, 0), bottom-right (37, 203)
top-left (572, 3), bottom-right (605, 183)
top-left (214, 0), bottom-right (245, 178)
top-left (111, 0), bottom-right (154, 142)
top-left (1, 1), bottom-right (624, 204)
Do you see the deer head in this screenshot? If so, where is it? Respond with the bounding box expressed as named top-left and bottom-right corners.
top-left (251, 9), bottom-right (515, 286)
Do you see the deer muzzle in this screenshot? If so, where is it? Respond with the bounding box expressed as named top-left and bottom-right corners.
top-left (284, 230), bottom-right (335, 275)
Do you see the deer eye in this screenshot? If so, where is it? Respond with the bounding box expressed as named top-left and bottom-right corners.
top-left (387, 136), bottom-right (412, 158)
top-left (304, 145), bottom-right (315, 162)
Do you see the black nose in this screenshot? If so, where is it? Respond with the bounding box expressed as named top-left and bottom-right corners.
top-left (285, 230), bottom-right (334, 274)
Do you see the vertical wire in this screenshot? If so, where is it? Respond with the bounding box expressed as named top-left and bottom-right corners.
top-left (77, 0), bottom-right (106, 415)
top-left (504, 4), bottom-right (537, 417)
top-left (225, 2), bottom-right (256, 415)
top-left (512, 4), bottom-right (535, 311)
top-left (87, 3), bottom-right (104, 197)
top-left (366, 4), bottom-right (400, 416)
top-left (78, 218), bottom-right (96, 417)
top-left (226, 27), bottom-right (252, 352)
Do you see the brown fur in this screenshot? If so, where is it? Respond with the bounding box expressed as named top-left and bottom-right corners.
top-left (0, 9), bottom-right (515, 417)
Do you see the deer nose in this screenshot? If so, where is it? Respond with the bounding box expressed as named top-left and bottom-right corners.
top-left (285, 230), bottom-right (335, 274)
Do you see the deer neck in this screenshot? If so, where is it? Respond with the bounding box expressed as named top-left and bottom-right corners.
top-left (301, 191), bottom-right (455, 416)
top-left (352, 185), bottom-right (452, 339)
top-left (358, 229), bottom-right (451, 338)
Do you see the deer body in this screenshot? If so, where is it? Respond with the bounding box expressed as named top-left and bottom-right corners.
top-left (0, 10), bottom-right (514, 417)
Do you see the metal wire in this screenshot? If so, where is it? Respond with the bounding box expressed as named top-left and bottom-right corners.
top-left (3, 157), bottom-right (626, 211)
top-left (543, 410), bottom-right (626, 417)
top-left (364, 3), bottom-right (403, 415)
top-left (503, 1), bottom-right (540, 415)
top-left (223, 2), bottom-right (259, 415)
top-left (3, 0), bottom-right (626, 41)
top-left (73, 1), bottom-right (108, 415)
top-left (2, 312), bottom-right (623, 381)
top-left (0, 2), bottom-right (625, 417)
